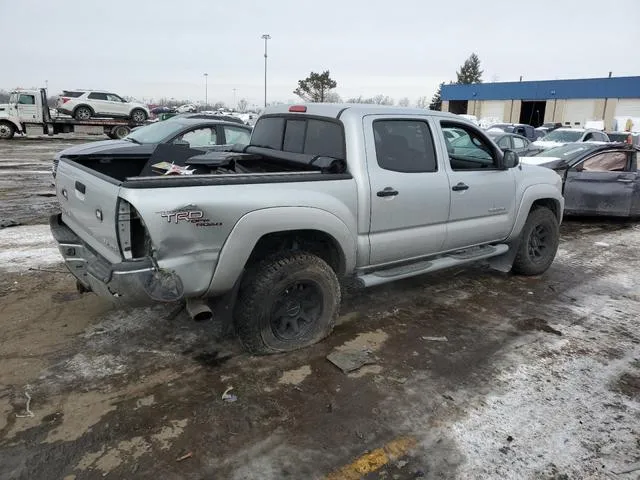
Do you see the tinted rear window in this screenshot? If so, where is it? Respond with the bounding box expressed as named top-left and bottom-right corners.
top-left (252, 116), bottom-right (345, 159)
top-left (62, 91), bottom-right (84, 98)
top-left (251, 117), bottom-right (285, 150)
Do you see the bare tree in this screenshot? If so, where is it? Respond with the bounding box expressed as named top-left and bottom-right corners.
top-left (415, 96), bottom-right (429, 109)
top-left (324, 91), bottom-right (342, 103)
top-left (398, 97), bottom-right (410, 107)
top-left (237, 98), bottom-right (248, 112)
top-left (371, 94), bottom-right (394, 105)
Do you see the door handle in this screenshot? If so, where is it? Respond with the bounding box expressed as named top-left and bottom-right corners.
top-left (452, 182), bottom-right (469, 191)
top-left (75, 181), bottom-right (86, 194)
top-left (377, 187), bottom-right (399, 197)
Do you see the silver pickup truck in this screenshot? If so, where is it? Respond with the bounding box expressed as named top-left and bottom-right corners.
top-left (51, 104), bottom-right (564, 353)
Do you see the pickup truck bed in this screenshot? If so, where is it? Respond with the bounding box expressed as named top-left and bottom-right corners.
top-left (51, 103), bottom-right (564, 354)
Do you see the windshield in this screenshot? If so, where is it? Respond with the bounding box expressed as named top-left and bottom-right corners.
top-left (541, 130), bottom-right (582, 142)
top-left (9, 93), bottom-right (18, 104)
top-left (534, 144), bottom-right (594, 161)
top-left (125, 120), bottom-right (186, 144)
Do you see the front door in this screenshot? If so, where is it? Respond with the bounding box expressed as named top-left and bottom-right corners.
top-left (365, 116), bottom-right (451, 266)
top-left (106, 93), bottom-right (129, 116)
top-left (564, 150), bottom-right (637, 216)
top-left (16, 93), bottom-right (38, 122)
top-left (87, 92), bottom-right (111, 116)
top-left (439, 120), bottom-right (517, 250)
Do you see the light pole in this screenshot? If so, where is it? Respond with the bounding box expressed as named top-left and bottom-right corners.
top-left (261, 34), bottom-right (271, 108)
top-left (204, 73), bottom-right (208, 109)
top-left (233, 88), bottom-right (237, 109)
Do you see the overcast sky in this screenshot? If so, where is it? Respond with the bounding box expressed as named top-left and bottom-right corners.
top-left (3, 0), bottom-right (639, 108)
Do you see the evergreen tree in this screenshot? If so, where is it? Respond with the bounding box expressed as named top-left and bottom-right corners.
top-left (429, 83), bottom-right (444, 110)
top-left (294, 71), bottom-right (338, 103)
top-left (456, 53), bottom-right (483, 84)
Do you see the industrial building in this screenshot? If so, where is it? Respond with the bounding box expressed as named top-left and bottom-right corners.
top-left (441, 75), bottom-right (640, 130)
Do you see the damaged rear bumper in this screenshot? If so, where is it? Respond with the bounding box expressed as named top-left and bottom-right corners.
top-left (49, 214), bottom-right (184, 304)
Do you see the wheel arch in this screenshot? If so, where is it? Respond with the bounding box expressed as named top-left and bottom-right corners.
top-left (206, 207), bottom-right (356, 296)
top-left (73, 104), bottom-right (94, 115)
top-left (507, 185), bottom-right (564, 241)
top-left (0, 119), bottom-right (21, 137)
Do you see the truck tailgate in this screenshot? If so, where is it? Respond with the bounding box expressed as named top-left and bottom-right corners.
top-left (55, 160), bottom-right (123, 264)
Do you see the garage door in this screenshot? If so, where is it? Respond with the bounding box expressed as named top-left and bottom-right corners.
top-left (563, 100), bottom-right (595, 127)
top-left (479, 101), bottom-right (504, 124)
top-left (615, 100), bottom-right (640, 118)
top-left (478, 100), bottom-right (504, 127)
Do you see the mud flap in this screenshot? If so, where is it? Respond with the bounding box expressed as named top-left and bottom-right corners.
top-left (488, 239), bottom-right (520, 273)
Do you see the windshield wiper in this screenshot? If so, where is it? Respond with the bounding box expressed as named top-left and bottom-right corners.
top-left (125, 137), bottom-right (142, 145)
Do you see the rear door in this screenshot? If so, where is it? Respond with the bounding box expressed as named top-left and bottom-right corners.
top-left (365, 115), bottom-right (450, 265)
top-left (564, 150), bottom-right (637, 216)
top-left (55, 160), bottom-right (122, 263)
top-left (439, 120), bottom-right (517, 250)
top-left (87, 92), bottom-right (111, 116)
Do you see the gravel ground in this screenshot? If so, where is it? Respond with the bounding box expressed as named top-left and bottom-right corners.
top-left (0, 137), bottom-right (638, 480)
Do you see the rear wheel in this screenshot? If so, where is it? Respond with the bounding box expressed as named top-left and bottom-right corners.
top-left (130, 109), bottom-right (147, 123)
top-left (74, 106), bottom-right (92, 120)
top-left (512, 207), bottom-right (559, 275)
top-left (0, 122), bottom-right (15, 140)
top-left (235, 252), bottom-right (341, 354)
top-left (110, 125), bottom-right (130, 139)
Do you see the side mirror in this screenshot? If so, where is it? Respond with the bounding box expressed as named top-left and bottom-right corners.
top-left (503, 149), bottom-right (519, 168)
top-left (173, 139), bottom-right (190, 147)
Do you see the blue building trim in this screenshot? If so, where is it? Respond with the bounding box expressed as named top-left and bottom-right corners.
top-left (441, 76), bottom-right (640, 101)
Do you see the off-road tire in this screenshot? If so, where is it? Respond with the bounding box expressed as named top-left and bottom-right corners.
top-left (0, 122), bottom-right (15, 140)
top-left (130, 109), bottom-right (147, 123)
top-left (235, 252), bottom-right (341, 354)
top-left (512, 206), bottom-right (559, 276)
top-left (74, 106), bottom-right (93, 121)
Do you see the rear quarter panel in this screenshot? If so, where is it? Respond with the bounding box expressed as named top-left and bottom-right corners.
top-left (119, 178), bottom-right (358, 297)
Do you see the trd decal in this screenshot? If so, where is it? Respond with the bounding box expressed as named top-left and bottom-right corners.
top-left (157, 210), bottom-right (222, 227)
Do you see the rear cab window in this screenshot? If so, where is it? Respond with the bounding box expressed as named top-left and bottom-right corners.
top-left (251, 116), bottom-right (345, 159)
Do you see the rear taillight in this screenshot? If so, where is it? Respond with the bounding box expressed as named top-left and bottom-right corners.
top-left (116, 199), bottom-right (151, 259)
top-left (61, 97), bottom-right (71, 104)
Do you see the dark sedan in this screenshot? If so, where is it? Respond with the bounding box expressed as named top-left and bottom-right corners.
top-left (53, 117), bottom-right (252, 177)
top-left (521, 142), bottom-right (639, 217)
top-left (485, 130), bottom-right (539, 155)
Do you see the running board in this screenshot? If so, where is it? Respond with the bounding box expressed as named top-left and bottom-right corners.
top-left (357, 244), bottom-right (509, 288)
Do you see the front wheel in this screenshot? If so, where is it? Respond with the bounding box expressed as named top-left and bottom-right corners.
top-left (130, 109), bottom-right (147, 123)
top-left (512, 206), bottom-right (559, 276)
top-left (0, 122), bottom-right (15, 140)
top-left (235, 252), bottom-right (341, 354)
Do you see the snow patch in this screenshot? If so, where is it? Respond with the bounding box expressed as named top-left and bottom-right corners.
top-left (0, 224), bottom-right (61, 272)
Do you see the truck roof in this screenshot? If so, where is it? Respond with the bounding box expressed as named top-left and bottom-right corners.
top-left (263, 103), bottom-right (467, 122)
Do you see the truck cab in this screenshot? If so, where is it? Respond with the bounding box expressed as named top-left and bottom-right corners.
top-left (0, 88), bottom-right (49, 138)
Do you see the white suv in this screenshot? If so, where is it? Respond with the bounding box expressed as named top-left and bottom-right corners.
top-left (56, 90), bottom-right (149, 122)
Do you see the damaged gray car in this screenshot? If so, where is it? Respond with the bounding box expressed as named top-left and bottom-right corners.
top-left (521, 143), bottom-right (639, 217)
